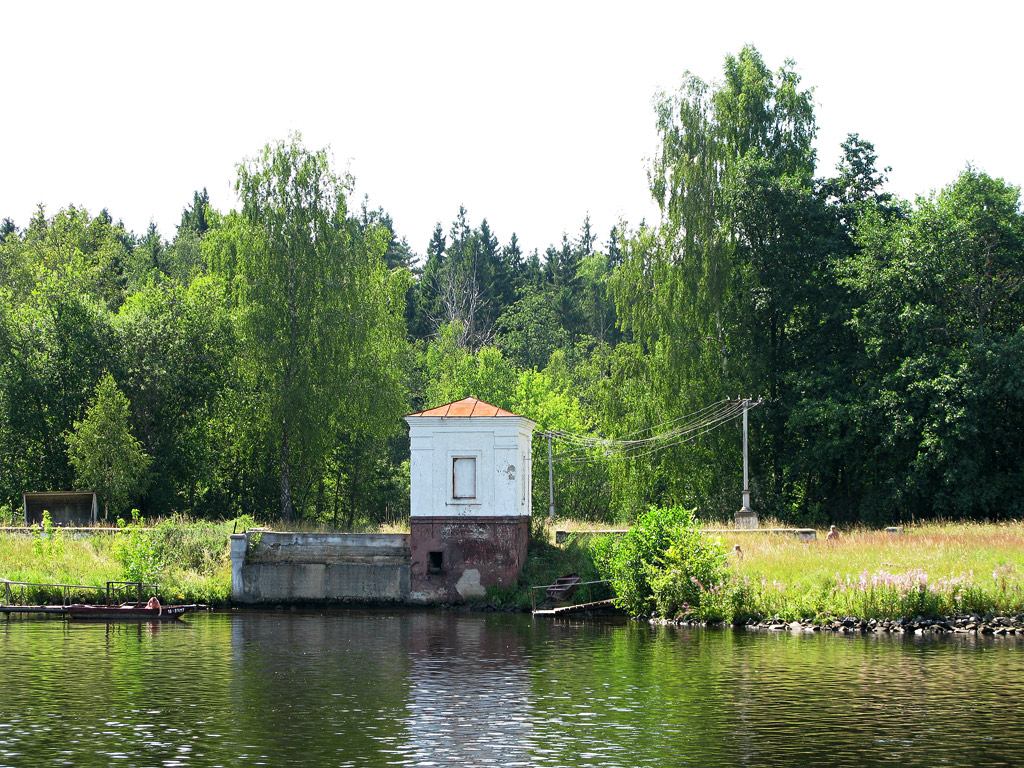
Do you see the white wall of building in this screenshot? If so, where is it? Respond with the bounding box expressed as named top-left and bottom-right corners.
top-left (405, 416), bottom-right (536, 518)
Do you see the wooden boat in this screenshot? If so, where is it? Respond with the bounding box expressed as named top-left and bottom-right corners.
top-left (2, 579), bottom-right (200, 621)
top-left (66, 602), bottom-right (198, 621)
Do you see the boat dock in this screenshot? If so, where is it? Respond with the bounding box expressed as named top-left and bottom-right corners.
top-left (530, 577), bottom-right (617, 616)
top-left (2, 578), bottom-right (160, 619)
top-left (532, 599), bottom-right (617, 616)
top-left (1, 604), bottom-right (69, 616)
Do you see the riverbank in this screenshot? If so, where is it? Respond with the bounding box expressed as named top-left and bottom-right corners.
top-left (737, 613), bottom-right (1024, 636)
top-left (657, 612), bottom-right (1024, 637)
top-left (0, 515), bottom-right (245, 605)
top-left (4, 516), bottom-right (1022, 621)
top-left (543, 518), bottom-right (1024, 624)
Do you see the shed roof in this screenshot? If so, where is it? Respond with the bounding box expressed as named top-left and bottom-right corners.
top-left (23, 491), bottom-right (97, 503)
top-left (406, 397), bottom-right (519, 418)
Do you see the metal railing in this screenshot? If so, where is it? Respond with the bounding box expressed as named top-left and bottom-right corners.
top-left (1, 579), bottom-right (158, 607)
top-left (102, 581), bottom-right (159, 606)
top-left (1, 578), bottom-right (104, 607)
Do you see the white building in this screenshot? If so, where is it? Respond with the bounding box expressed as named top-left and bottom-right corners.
top-left (405, 397), bottom-right (537, 601)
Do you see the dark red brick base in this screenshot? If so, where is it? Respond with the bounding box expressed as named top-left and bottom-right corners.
top-left (409, 516), bottom-right (529, 602)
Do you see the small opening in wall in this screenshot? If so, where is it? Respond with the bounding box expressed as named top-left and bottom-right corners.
top-left (428, 551), bottom-right (444, 574)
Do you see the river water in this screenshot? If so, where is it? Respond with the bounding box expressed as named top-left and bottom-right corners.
top-left (2, 611), bottom-right (1022, 767)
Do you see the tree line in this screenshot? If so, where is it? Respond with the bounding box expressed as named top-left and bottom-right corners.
top-left (2, 45), bottom-right (1022, 527)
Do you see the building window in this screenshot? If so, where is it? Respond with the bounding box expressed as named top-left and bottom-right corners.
top-left (453, 457), bottom-right (476, 499)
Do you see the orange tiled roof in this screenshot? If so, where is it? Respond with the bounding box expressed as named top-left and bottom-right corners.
top-left (406, 397), bottom-right (519, 418)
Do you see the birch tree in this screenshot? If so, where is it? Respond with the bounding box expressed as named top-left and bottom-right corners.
top-left (608, 46), bottom-right (817, 515)
top-left (232, 134), bottom-right (407, 521)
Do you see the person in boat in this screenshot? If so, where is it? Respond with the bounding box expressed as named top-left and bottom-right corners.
top-left (146, 596), bottom-right (161, 611)
top-left (826, 525), bottom-right (840, 545)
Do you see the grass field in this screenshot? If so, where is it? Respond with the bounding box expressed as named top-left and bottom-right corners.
top-left (729, 522), bottom-right (1024, 585)
top-left (724, 521), bottom-right (1024, 620)
top-left (0, 516), bottom-right (241, 606)
top-left (542, 518), bottom-right (1024, 621)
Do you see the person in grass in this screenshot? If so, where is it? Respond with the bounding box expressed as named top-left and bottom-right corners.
top-left (732, 544), bottom-right (744, 562)
top-left (826, 525), bottom-right (840, 545)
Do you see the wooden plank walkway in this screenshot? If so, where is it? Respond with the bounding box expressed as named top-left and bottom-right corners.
top-left (1, 605), bottom-right (68, 615)
top-left (533, 599), bottom-right (617, 616)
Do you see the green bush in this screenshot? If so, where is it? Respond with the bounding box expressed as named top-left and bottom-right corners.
top-left (110, 510), bottom-right (165, 583)
top-left (31, 511), bottom-right (69, 560)
top-left (0, 503), bottom-right (17, 526)
top-left (593, 505), bottom-right (727, 619)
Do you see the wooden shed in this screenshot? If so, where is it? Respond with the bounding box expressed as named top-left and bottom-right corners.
top-left (23, 491), bottom-right (99, 526)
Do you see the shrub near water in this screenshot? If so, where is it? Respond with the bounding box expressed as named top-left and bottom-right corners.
top-left (592, 505), bottom-right (728, 619)
top-left (111, 510), bottom-right (164, 583)
top-left (134, 515), bottom-right (247, 604)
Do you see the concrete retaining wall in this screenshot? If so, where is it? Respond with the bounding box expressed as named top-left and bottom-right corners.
top-left (230, 531), bottom-right (411, 604)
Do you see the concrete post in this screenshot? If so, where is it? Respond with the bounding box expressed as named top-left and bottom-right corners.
top-left (734, 398), bottom-right (758, 530)
top-left (547, 433), bottom-right (555, 520)
top-left (229, 533), bottom-right (248, 602)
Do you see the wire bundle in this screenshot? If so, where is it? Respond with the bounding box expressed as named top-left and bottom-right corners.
top-left (547, 399), bottom-right (760, 465)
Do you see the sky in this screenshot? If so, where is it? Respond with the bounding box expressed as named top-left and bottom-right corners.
top-left (3, 1), bottom-right (1022, 258)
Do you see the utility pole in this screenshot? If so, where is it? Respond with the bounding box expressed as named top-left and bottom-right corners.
top-left (734, 397), bottom-right (760, 530)
top-left (547, 432), bottom-right (555, 520)
top-left (742, 398), bottom-right (751, 514)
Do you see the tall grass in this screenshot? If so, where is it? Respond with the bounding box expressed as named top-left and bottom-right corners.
top-left (709, 521), bottom-right (1024, 621)
top-left (1, 515), bottom-right (256, 606)
top-left (2, 513), bottom-right (415, 607)
top-left (1, 526), bottom-right (116, 604)
top-left (541, 520), bottom-right (1024, 621)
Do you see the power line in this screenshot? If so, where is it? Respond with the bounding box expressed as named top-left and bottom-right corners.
top-left (549, 399), bottom-right (740, 448)
top-left (545, 398), bottom-right (761, 465)
top-left (547, 399), bottom-right (742, 448)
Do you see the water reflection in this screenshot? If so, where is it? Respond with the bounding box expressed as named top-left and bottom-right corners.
top-left (1, 612), bottom-right (1022, 767)
top-left (404, 613), bottom-right (533, 766)
top-left (228, 610), bottom-right (413, 766)
top-left (525, 623), bottom-right (1024, 768)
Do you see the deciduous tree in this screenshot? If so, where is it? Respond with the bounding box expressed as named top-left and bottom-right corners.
top-left (66, 373), bottom-right (151, 518)
top-left (229, 134), bottom-right (408, 521)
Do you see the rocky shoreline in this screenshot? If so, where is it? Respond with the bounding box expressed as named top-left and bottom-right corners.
top-left (464, 602), bottom-right (1024, 636)
top-left (663, 613), bottom-right (1024, 636)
